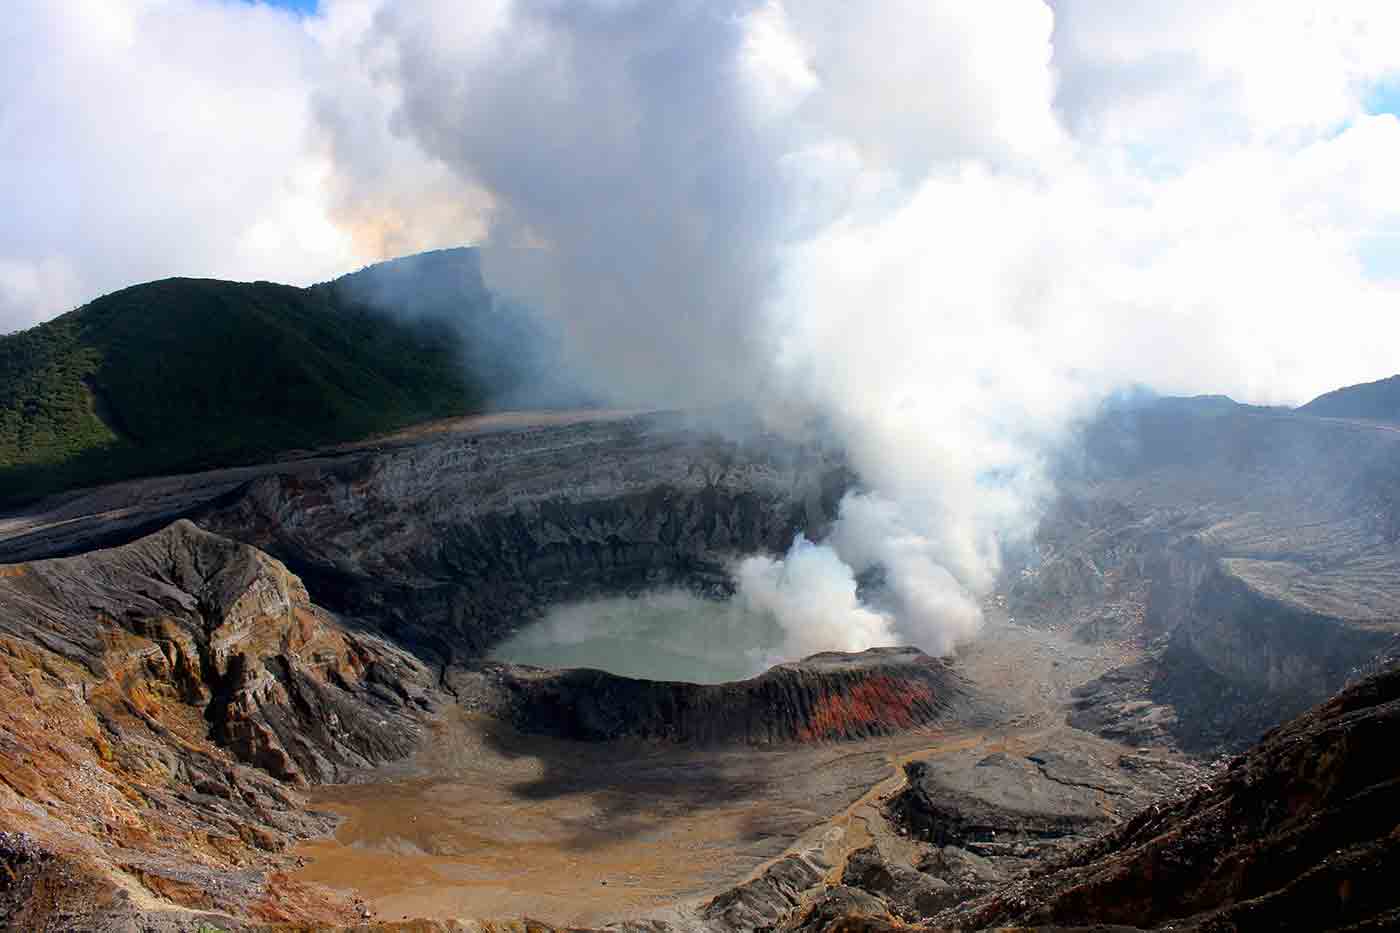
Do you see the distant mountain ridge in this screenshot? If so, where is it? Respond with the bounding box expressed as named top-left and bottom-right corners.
top-left (1300, 373), bottom-right (1400, 422)
top-left (0, 247), bottom-right (575, 507)
top-left (1106, 382), bottom-right (1400, 422)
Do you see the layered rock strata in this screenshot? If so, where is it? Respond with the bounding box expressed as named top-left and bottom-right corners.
top-left (0, 520), bottom-right (438, 927)
top-left (197, 414), bottom-right (850, 662)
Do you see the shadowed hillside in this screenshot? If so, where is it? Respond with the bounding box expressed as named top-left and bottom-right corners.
top-left (1300, 373), bottom-right (1400, 422)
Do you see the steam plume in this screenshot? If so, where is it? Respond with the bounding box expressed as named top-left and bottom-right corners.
top-left (313, 0), bottom-right (1400, 661)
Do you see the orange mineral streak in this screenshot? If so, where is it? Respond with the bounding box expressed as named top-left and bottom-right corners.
top-left (797, 676), bottom-right (938, 742)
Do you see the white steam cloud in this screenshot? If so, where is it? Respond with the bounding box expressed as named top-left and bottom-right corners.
top-left (10, 1), bottom-right (1400, 661)
top-left (737, 535), bottom-right (896, 659)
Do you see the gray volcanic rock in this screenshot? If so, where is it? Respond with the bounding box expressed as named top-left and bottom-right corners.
top-left (196, 413), bottom-right (850, 661)
top-left (840, 845), bottom-right (958, 919)
top-left (1014, 403), bottom-right (1400, 750)
top-left (465, 647), bottom-right (969, 744)
top-left (931, 663), bottom-right (1400, 933)
top-left (883, 737), bottom-right (1203, 909)
top-left (890, 754), bottom-right (1109, 853)
top-left (703, 849), bottom-right (830, 929)
top-left (782, 886), bottom-right (894, 931)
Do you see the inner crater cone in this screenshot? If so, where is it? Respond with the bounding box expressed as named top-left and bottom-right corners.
top-left (483, 645), bottom-right (971, 745)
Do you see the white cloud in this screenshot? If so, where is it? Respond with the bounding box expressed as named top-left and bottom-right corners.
top-left (0, 0), bottom-right (485, 333)
top-left (0, 0), bottom-right (351, 330)
top-left (778, 1), bottom-right (1067, 175)
top-left (1052, 1), bottom-right (1400, 150)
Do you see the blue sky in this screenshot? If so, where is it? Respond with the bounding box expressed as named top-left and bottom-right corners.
top-left (1362, 80), bottom-right (1400, 280)
top-left (250, 0), bottom-right (317, 14)
top-left (1369, 80), bottom-right (1400, 119)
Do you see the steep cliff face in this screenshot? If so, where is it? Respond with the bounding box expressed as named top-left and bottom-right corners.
top-left (1182, 562), bottom-right (1395, 699)
top-left (0, 521), bottom-right (438, 927)
top-left (199, 414), bottom-right (850, 661)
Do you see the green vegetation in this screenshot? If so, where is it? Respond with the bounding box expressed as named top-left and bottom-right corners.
top-left (0, 274), bottom-right (486, 506)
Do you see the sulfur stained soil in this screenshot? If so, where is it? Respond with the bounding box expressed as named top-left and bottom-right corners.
top-left (288, 610), bottom-right (1175, 927)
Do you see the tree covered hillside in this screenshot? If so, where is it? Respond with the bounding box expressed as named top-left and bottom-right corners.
top-left (0, 250), bottom-right (521, 506)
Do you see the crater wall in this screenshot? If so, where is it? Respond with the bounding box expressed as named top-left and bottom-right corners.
top-left (198, 414), bottom-right (851, 662)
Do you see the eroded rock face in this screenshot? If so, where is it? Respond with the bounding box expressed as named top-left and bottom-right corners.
top-left (704, 848), bottom-right (831, 930)
top-left (0, 519), bottom-right (435, 786)
top-left (197, 414), bottom-right (850, 662)
top-left (0, 520), bottom-right (439, 927)
top-left (890, 754), bottom-right (1110, 852)
top-left (840, 845), bottom-right (957, 919)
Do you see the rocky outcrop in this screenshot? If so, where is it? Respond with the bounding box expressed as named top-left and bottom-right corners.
top-left (0, 521), bottom-right (439, 928)
top-left (1186, 561), bottom-right (1397, 695)
top-left (889, 754), bottom-right (1112, 852)
top-left (929, 662), bottom-right (1400, 932)
top-left (885, 742), bottom-right (1200, 880)
top-left (1065, 556), bottom-right (1400, 753)
top-left (839, 845), bottom-right (958, 919)
top-left (703, 848), bottom-right (831, 930)
top-left (0, 519), bottom-right (435, 785)
top-left (459, 647), bottom-right (968, 744)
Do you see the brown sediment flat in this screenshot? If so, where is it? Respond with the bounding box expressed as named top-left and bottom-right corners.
top-left (291, 710), bottom-right (896, 926)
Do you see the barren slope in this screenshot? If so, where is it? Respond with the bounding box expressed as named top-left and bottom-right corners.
top-left (1014, 403), bottom-right (1400, 750)
top-left (0, 521), bottom-right (440, 930)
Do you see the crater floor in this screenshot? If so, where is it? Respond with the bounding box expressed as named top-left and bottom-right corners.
top-left (286, 609), bottom-right (1195, 927)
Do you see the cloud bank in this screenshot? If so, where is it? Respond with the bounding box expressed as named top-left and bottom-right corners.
top-left (8, 0), bottom-right (1400, 660)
